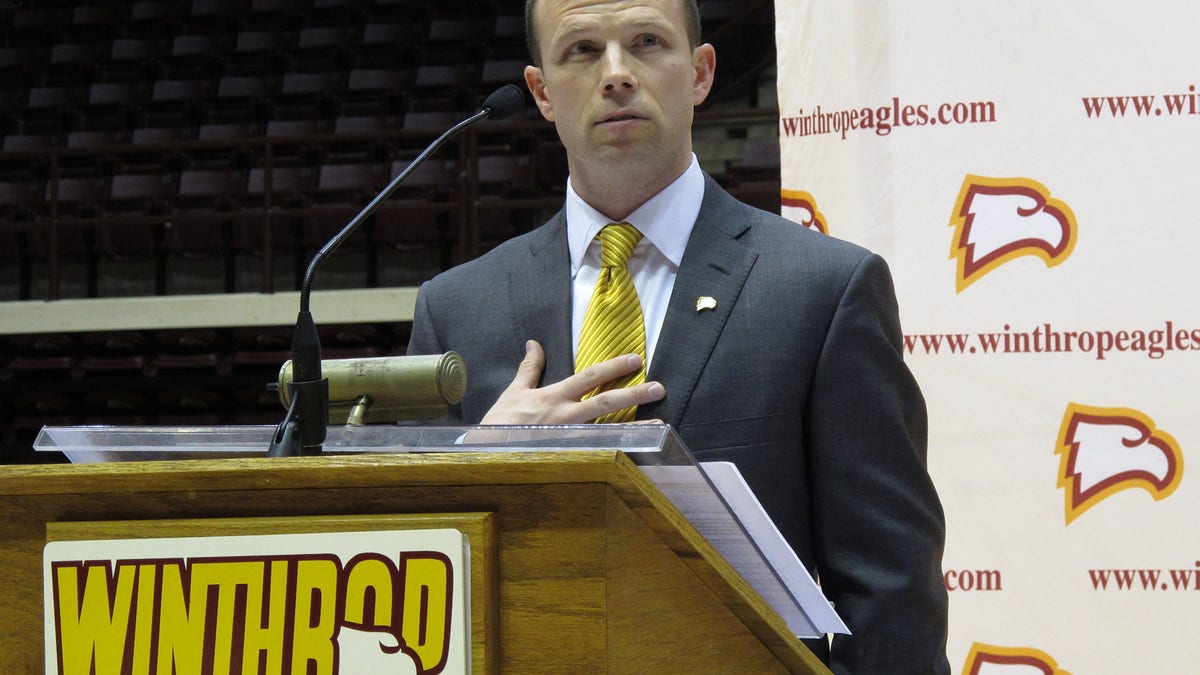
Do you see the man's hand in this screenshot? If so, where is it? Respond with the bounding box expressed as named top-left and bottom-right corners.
top-left (480, 340), bottom-right (666, 424)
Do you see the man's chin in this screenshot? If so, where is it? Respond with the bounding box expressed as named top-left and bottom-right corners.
top-left (588, 139), bottom-right (660, 162)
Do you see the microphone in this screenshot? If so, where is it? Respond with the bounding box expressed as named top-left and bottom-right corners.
top-left (277, 353), bottom-right (466, 425)
top-left (268, 84), bottom-right (527, 457)
top-left (479, 83), bottom-right (526, 119)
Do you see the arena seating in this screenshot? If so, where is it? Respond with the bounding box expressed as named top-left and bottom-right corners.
top-left (0, 0), bottom-right (779, 462)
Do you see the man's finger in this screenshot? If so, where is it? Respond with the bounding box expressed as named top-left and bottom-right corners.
top-left (570, 380), bottom-right (665, 423)
top-left (505, 340), bottom-right (546, 391)
top-left (557, 353), bottom-right (644, 400)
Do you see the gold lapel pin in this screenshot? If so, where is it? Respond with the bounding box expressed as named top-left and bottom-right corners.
top-left (696, 296), bottom-right (717, 312)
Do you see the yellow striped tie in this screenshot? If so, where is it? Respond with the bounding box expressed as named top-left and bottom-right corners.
top-left (576, 223), bottom-right (645, 423)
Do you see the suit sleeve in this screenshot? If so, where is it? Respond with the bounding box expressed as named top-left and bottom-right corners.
top-left (807, 253), bottom-right (950, 675)
top-left (407, 281), bottom-right (442, 357)
top-left (406, 281), bottom-right (466, 424)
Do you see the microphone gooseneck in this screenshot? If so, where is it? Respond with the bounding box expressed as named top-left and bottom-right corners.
top-left (269, 85), bottom-right (526, 457)
top-left (298, 83), bottom-right (528, 308)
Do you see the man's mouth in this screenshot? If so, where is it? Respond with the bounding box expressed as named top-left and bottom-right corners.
top-left (598, 112), bottom-right (645, 125)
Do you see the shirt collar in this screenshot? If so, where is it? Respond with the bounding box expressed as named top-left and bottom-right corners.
top-left (567, 155), bottom-right (704, 275)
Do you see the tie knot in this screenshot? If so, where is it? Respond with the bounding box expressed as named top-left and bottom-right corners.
top-left (598, 222), bottom-right (642, 268)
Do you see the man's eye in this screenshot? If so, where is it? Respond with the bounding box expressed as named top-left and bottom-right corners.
top-left (568, 42), bottom-right (597, 55)
top-left (637, 34), bottom-right (661, 47)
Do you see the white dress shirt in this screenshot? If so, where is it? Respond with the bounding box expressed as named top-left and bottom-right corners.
top-left (567, 155), bottom-right (704, 368)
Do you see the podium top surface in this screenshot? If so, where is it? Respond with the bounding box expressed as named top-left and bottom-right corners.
top-left (33, 424), bottom-right (690, 465)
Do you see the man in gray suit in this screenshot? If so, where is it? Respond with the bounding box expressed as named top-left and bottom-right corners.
top-left (408, 0), bottom-right (950, 672)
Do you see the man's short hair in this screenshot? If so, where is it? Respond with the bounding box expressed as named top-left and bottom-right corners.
top-left (524, 0), bottom-right (703, 67)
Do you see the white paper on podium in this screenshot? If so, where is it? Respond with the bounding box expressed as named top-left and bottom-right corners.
top-left (639, 461), bottom-right (849, 638)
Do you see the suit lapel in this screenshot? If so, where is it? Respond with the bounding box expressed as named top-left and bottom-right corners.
top-left (641, 179), bottom-right (757, 426)
top-left (510, 213), bottom-right (575, 386)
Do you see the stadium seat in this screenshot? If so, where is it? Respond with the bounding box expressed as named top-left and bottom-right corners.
top-left (51, 175), bottom-right (109, 218)
top-left (197, 122), bottom-right (262, 140)
top-left (74, 330), bottom-right (153, 377)
top-left (387, 156), bottom-right (452, 197)
top-left (492, 12), bottom-right (525, 40)
top-left (278, 71), bottom-right (343, 118)
top-left (282, 71), bottom-right (343, 95)
top-left (150, 327), bottom-right (233, 374)
top-left (725, 139), bottom-right (781, 186)
top-left (171, 34), bottom-right (233, 59)
top-left (217, 75), bottom-right (278, 99)
top-left (343, 67), bottom-right (409, 115)
top-left (480, 59), bottom-right (526, 87)
top-left (27, 85), bottom-right (86, 110)
top-left (229, 29), bottom-right (295, 76)
top-left (87, 82), bottom-right (148, 108)
top-left (318, 322), bottom-right (389, 358)
top-left (0, 177), bottom-right (44, 219)
top-left (332, 115), bottom-right (396, 134)
top-left (129, 1), bottom-right (183, 24)
top-left (231, 381), bottom-right (286, 423)
top-left (157, 384), bottom-right (228, 425)
top-left (131, 126), bottom-right (197, 143)
top-left (2, 133), bottom-right (55, 151)
top-left (151, 78), bottom-right (213, 103)
top-left (265, 119), bottom-right (326, 136)
top-left (0, 188), bottom-right (44, 298)
top-left (315, 162), bottom-right (388, 204)
top-left (110, 37), bottom-right (167, 62)
top-left (400, 110), bottom-right (457, 130)
top-left (229, 323), bottom-right (292, 355)
top-left (9, 391), bottom-right (76, 419)
top-left (247, 165), bottom-right (317, 208)
top-left (50, 42), bottom-right (110, 66)
top-left (297, 26), bottom-right (350, 51)
top-left (178, 168), bottom-right (247, 209)
top-left (66, 130), bottom-right (130, 149)
top-left (361, 22), bottom-right (414, 49)
top-left (346, 68), bottom-right (407, 93)
top-left (143, 79), bottom-right (210, 129)
top-left (208, 75), bottom-right (275, 123)
top-left (426, 17), bottom-right (479, 44)
top-left (475, 154), bottom-right (531, 195)
top-left (108, 172), bottom-right (178, 214)
top-left (413, 63), bottom-right (473, 90)
top-left (5, 333), bottom-right (81, 378)
top-left (82, 389), bottom-right (153, 419)
top-left (234, 29), bottom-right (296, 54)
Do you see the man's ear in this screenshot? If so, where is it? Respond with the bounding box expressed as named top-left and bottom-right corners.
top-left (691, 43), bottom-right (716, 106)
top-left (525, 65), bottom-right (555, 122)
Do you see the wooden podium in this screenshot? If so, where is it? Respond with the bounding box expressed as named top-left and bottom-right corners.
top-left (0, 427), bottom-right (829, 674)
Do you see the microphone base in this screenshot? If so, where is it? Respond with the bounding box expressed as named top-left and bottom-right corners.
top-left (267, 419), bottom-right (300, 457)
top-left (269, 378), bottom-right (329, 457)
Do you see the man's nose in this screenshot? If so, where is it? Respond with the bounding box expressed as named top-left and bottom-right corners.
top-left (600, 46), bottom-right (636, 92)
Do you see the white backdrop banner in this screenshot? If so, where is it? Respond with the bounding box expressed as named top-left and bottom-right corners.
top-left (773, 1), bottom-right (1199, 672)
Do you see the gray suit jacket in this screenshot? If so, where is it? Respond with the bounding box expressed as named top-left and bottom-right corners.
top-left (409, 175), bottom-right (950, 674)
